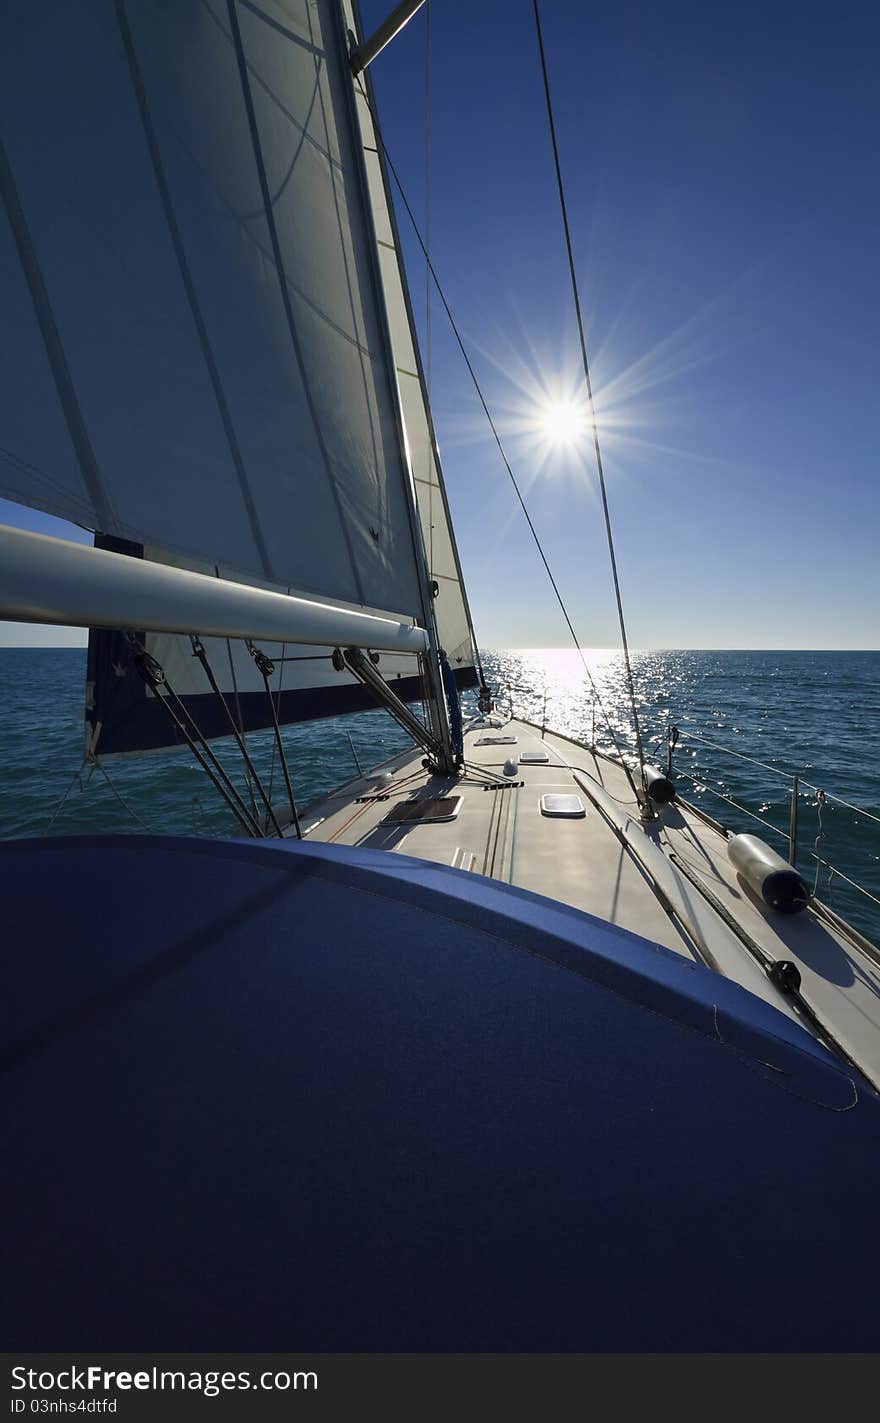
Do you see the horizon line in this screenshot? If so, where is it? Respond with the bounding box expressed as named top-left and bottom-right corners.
top-left (3, 643), bottom-right (879, 654)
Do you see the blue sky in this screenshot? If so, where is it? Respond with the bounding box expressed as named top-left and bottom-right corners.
top-left (366, 0), bottom-right (880, 649)
top-left (3, 0), bottom-right (878, 648)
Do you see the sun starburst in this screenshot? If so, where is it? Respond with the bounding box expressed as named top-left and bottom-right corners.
top-left (540, 400), bottom-right (586, 446)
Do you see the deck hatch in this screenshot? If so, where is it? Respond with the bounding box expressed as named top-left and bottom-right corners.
top-left (474, 735), bottom-right (518, 745)
top-left (540, 794), bottom-right (586, 819)
top-left (382, 796), bottom-right (463, 824)
top-left (521, 749), bottom-right (550, 763)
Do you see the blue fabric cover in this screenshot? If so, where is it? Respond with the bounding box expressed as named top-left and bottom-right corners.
top-left (1, 834), bottom-right (879, 1350)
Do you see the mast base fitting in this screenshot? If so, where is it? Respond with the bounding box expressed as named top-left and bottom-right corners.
top-left (422, 755), bottom-right (462, 777)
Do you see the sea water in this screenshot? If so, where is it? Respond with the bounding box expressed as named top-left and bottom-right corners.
top-left (1, 647), bottom-right (878, 943)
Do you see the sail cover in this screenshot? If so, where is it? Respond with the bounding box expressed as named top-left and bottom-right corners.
top-left (0, 0), bottom-right (425, 616)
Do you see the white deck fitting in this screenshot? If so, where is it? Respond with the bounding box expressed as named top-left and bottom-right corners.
top-left (540, 794), bottom-right (586, 817)
top-left (299, 716), bottom-right (880, 1087)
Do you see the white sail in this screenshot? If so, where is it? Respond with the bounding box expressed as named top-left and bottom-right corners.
top-left (1, 0), bottom-right (477, 757)
top-left (343, 0), bottom-right (478, 678)
top-left (0, 0), bottom-right (426, 619)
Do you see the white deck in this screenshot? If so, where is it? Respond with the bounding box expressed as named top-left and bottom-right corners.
top-left (300, 717), bottom-right (880, 1089)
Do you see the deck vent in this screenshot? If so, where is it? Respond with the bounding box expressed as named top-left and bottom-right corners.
top-left (540, 794), bottom-right (586, 819)
top-left (382, 796), bottom-right (463, 825)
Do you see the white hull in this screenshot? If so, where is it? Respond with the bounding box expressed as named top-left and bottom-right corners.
top-left (297, 716), bottom-right (880, 1088)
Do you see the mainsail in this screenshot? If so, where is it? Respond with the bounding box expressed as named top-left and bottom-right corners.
top-left (1, 0), bottom-right (476, 755)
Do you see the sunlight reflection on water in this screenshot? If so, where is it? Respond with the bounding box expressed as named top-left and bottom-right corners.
top-left (475, 648), bottom-right (880, 943)
top-left (1, 646), bottom-right (878, 942)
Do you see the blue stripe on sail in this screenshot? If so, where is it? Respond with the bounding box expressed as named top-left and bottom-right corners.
top-left (87, 659), bottom-right (476, 757)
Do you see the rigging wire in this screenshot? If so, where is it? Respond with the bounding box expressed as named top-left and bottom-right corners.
top-left (813, 790), bottom-right (827, 896)
top-left (191, 636), bottom-right (284, 837)
top-left (43, 759), bottom-right (89, 834)
top-left (531, 0), bottom-right (650, 808)
top-left (93, 760), bottom-right (153, 833)
top-left (216, 557), bottom-right (257, 820)
top-left (352, 73), bottom-right (637, 798)
top-left (346, 730), bottom-right (365, 777)
top-left (424, 0), bottom-right (434, 582)
top-left (127, 637), bottom-right (263, 838)
top-left (270, 652), bottom-right (335, 663)
top-left (40, 753), bottom-right (151, 836)
top-left (671, 728), bottom-right (880, 831)
top-left (246, 641), bottom-right (303, 839)
top-left (812, 855), bottom-right (880, 911)
top-left (265, 634), bottom-right (288, 818)
top-left (222, 622), bottom-right (259, 823)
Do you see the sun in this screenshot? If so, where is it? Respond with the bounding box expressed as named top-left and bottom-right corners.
top-left (540, 400), bottom-right (585, 446)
